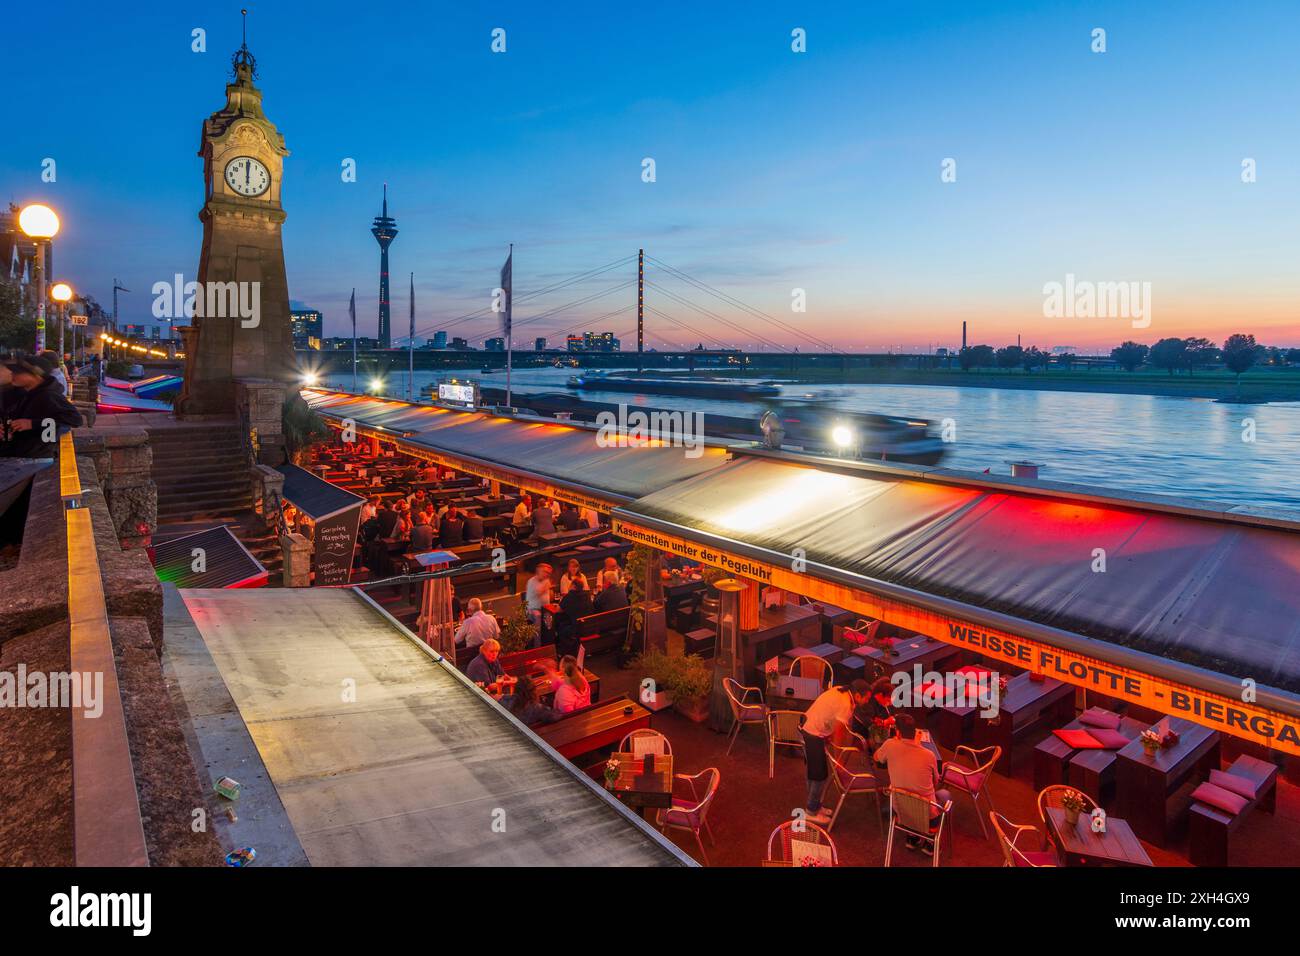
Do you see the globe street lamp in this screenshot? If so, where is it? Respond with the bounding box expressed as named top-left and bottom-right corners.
top-left (51, 282), bottom-right (73, 369)
top-left (18, 203), bottom-right (60, 352)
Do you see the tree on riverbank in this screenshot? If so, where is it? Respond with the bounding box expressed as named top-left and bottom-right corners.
top-left (1149, 338), bottom-right (1187, 375)
top-left (1111, 341), bottom-right (1149, 372)
top-left (959, 345), bottom-right (995, 370)
top-left (1222, 334), bottom-right (1258, 399)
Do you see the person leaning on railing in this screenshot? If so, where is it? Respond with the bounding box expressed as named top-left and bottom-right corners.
top-left (0, 353), bottom-right (83, 459)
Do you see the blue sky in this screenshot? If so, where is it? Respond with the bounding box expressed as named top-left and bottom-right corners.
top-left (5, 0), bottom-right (1299, 350)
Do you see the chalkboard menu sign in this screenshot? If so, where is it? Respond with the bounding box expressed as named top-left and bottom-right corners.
top-left (313, 504), bottom-right (362, 586)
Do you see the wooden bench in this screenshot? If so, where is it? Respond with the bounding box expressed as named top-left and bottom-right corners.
top-left (533, 694), bottom-right (651, 760)
top-left (1067, 716), bottom-right (1148, 804)
top-left (499, 645), bottom-right (600, 703)
top-left (576, 606), bottom-right (630, 656)
top-left (1188, 754), bottom-right (1278, 867)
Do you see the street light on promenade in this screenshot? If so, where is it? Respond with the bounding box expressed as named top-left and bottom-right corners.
top-left (18, 203), bottom-right (61, 352)
top-left (51, 281), bottom-right (73, 365)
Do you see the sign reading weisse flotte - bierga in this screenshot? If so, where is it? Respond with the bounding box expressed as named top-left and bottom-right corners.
top-left (612, 518), bottom-right (1300, 756)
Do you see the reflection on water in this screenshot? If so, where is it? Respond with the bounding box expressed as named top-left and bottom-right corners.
top-left (374, 367), bottom-right (1297, 512)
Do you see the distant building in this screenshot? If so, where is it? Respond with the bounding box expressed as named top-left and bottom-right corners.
top-left (450, 337), bottom-right (470, 350)
top-left (323, 336), bottom-right (379, 350)
top-left (431, 330), bottom-right (448, 349)
top-left (291, 308), bottom-right (323, 349)
top-left (1051, 345), bottom-right (1078, 355)
top-left (485, 337), bottom-right (505, 352)
top-left (534, 337), bottom-right (546, 352)
top-left (584, 331), bottom-right (620, 352)
top-left (566, 334), bottom-right (584, 352)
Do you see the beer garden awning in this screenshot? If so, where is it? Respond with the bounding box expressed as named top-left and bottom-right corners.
top-left (612, 453), bottom-right (1300, 756)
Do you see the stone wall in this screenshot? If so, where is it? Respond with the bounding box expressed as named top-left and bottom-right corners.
top-left (75, 429), bottom-right (157, 549)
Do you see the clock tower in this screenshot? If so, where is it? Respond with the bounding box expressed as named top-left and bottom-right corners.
top-left (178, 35), bottom-right (294, 416)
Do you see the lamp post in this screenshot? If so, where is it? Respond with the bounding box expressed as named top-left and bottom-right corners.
top-left (18, 203), bottom-right (60, 352)
top-left (51, 282), bottom-right (73, 368)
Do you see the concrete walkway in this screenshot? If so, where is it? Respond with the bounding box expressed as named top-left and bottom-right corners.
top-left (173, 587), bottom-right (686, 866)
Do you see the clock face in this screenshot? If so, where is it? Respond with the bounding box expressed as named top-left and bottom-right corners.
top-left (224, 156), bottom-right (271, 197)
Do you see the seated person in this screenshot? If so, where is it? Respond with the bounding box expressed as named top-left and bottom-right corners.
top-left (440, 506), bottom-right (466, 546)
top-left (594, 576), bottom-right (629, 614)
top-left (504, 674), bottom-right (560, 726)
top-left (853, 675), bottom-right (896, 746)
top-left (512, 494), bottom-right (534, 528)
top-left (595, 556), bottom-right (624, 591)
top-left (580, 506), bottom-right (601, 529)
top-left (409, 512), bottom-right (436, 552)
top-left (531, 500), bottom-right (556, 536)
top-left (465, 638), bottom-right (515, 693)
top-left (454, 597), bottom-right (500, 647)
top-left (555, 579), bottom-right (594, 658)
top-left (420, 464), bottom-right (441, 482)
top-left (463, 511), bottom-right (484, 542)
top-left (559, 558), bottom-right (588, 596)
top-left (407, 489), bottom-right (429, 512)
top-left (550, 655), bottom-right (591, 714)
top-left (558, 503), bottom-right (584, 531)
top-left (359, 496), bottom-right (379, 524)
top-left (376, 502), bottom-right (399, 539)
top-left (874, 713), bottom-right (950, 850)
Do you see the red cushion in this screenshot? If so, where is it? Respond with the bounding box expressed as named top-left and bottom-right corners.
top-left (1079, 707), bottom-right (1121, 730)
top-left (1210, 769), bottom-right (1260, 800)
top-left (1087, 728), bottom-right (1131, 750)
top-left (1191, 782), bottom-right (1249, 816)
top-left (943, 768), bottom-right (986, 794)
top-left (956, 665), bottom-right (992, 679)
top-left (1053, 729), bottom-right (1104, 749)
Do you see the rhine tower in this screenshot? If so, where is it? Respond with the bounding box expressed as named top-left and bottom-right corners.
top-left (371, 185), bottom-right (397, 349)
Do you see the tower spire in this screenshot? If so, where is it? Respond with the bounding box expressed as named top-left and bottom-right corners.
top-left (371, 184), bottom-right (398, 349)
top-left (232, 8), bottom-right (257, 79)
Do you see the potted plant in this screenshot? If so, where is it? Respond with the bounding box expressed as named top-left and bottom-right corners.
top-left (1139, 729), bottom-right (1162, 758)
top-left (633, 648), bottom-right (677, 711)
top-left (618, 545), bottom-right (655, 668)
top-left (669, 654), bottom-right (713, 723)
top-left (497, 604), bottom-right (537, 655)
top-left (1061, 789), bottom-right (1087, 826)
top-left (603, 755), bottom-right (621, 789)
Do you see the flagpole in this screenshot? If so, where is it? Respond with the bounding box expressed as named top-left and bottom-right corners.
top-left (408, 272), bottom-right (415, 402)
top-left (350, 287), bottom-right (357, 393)
top-left (505, 243), bottom-right (513, 409)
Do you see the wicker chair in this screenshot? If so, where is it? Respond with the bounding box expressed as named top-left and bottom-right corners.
top-left (940, 744), bottom-right (1001, 838)
top-left (618, 728), bottom-right (672, 756)
top-left (767, 709), bottom-right (805, 778)
top-left (884, 786), bottom-right (953, 867)
top-left (990, 811), bottom-right (1059, 867)
top-left (824, 728), bottom-right (883, 833)
top-left (657, 768), bottom-right (720, 865)
top-left (765, 819), bottom-right (839, 867)
top-left (722, 677), bottom-right (768, 756)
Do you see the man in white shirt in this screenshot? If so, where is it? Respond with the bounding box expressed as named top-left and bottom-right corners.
top-left (524, 563), bottom-right (554, 645)
top-left (512, 495), bottom-right (533, 527)
top-left (580, 507), bottom-right (601, 529)
top-left (454, 598), bottom-right (501, 647)
top-left (595, 556), bottom-right (624, 591)
top-left (801, 680), bottom-right (871, 825)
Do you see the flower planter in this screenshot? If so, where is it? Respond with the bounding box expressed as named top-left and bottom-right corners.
top-left (1064, 807), bottom-right (1080, 826)
top-left (674, 696), bottom-right (709, 723)
top-left (641, 689), bottom-right (675, 713)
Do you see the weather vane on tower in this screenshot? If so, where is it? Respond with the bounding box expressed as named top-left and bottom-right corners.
top-left (231, 8), bottom-right (258, 79)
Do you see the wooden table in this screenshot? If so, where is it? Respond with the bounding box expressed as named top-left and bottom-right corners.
top-left (739, 604), bottom-right (823, 680)
top-left (534, 699), bottom-right (652, 760)
top-left (767, 675), bottom-right (823, 710)
top-left (1115, 717), bottom-right (1221, 848)
top-left (811, 602), bottom-right (858, 646)
top-left (853, 635), bottom-right (961, 675)
top-left (1046, 807), bottom-right (1153, 867)
top-left (604, 751), bottom-right (674, 816)
top-left (971, 673), bottom-right (1073, 773)
top-left (1067, 716), bottom-right (1149, 804)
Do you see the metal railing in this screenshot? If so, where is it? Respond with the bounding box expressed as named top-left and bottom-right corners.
top-left (61, 432), bottom-right (150, 866)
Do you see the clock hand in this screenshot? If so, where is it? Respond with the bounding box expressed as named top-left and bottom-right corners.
top-left (245, 161), bottom-right (250, 185)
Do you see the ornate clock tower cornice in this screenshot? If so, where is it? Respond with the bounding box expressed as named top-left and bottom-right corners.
top-left (178, 18), bottom-right (295, 425)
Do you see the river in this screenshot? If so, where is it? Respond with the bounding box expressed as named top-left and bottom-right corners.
top-left (338, 366), bottom-right (1298, 513)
